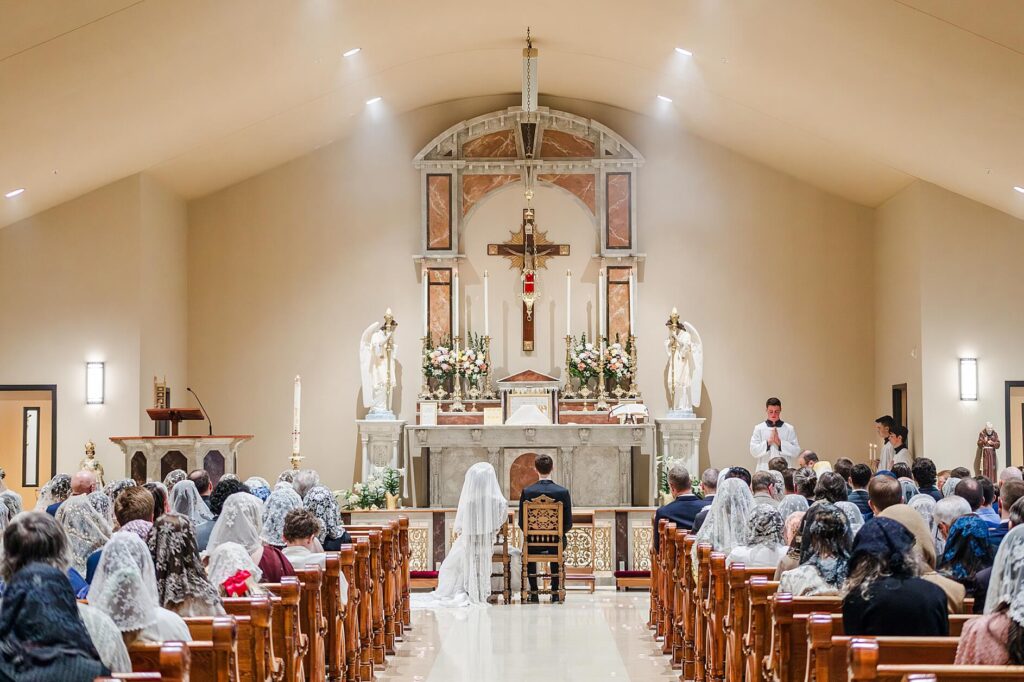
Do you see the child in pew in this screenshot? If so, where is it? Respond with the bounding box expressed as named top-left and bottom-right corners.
top-left (281, 508), bottom-right (349, 605)
top-left (207, 541), bottom-right (266, 597)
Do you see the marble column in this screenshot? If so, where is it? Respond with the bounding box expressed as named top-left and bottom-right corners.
top-left (655, 418), bottom-right (705, 502)
top-left (617, 446), bottom-right (632, 505)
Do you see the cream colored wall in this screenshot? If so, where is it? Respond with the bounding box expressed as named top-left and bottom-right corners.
top-left (188, 95), bottom-right (877, 487)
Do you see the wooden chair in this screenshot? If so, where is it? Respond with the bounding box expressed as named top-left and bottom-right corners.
top-left (264, 577), bottom-right (307, 682)
top-left (221, 595), bottom-right (278, 682)
top-left (490, 518), bottom-right (513, 604)
top-left (723, 563), bottom-right (776, 682)
top-left (742, 578), bottom-right (780, 682)
top-left (565, 510), bottom-right (597, 593)
top-left (293, 565), bottom-right (327, 682)
top-left (520, 494), bottom-right (566, 602)
top-left (849, 638), bottom-right (1024, 681)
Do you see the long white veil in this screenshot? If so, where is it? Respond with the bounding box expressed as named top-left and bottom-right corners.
top-left (454, 462), bottom-right (508, 537)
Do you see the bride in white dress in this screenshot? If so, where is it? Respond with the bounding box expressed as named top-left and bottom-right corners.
top-left (413, 462), bottom-right (509, 607)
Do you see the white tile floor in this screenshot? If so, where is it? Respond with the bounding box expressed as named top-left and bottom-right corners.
top-left (379, 591), bottom-right (677, 681)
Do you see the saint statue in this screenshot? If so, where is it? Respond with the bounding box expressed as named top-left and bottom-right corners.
top-left (665, 308), bottom-right (703, 417)
top-left (976, 422), bottom-right (1001, 480)
top-left (79, 440), bottom-right (105, 487)
top-left (359, 309), bottom-right (398, 419)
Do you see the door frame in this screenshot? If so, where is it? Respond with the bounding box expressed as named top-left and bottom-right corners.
top-left (0, 385), bottom-right (57, 484)
top-left (1005, 381), bottom-right (1024, 468)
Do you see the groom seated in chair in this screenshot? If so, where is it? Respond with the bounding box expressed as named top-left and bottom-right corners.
top-left (518, 454), bottom-right (573, 603)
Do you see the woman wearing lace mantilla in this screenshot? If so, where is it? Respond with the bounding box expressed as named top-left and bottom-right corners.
top-left (149, 513), bottom-right (225, 617)
top-left (206, 491), bottom-right (295, 583)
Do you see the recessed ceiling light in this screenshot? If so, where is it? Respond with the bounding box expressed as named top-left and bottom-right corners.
top-left (4, 188), bottom-right (25, 198)
top-left (674, 47), bottom-right (693, 56)
top-left (657, 95), bottom-right (673, 103)
top-left (343, 47), bottom-right (361, 58)
top-left (366, 96), bottom-right (382, 105)
top-left (1014, 186), bottom-right (1024, 194)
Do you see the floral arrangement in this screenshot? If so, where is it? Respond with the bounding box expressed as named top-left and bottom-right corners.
top-left (457, 333), bottom-right (489, 386)
top-left (603, 338), bottom-right (633, 381)
top-left (423, 337), bottom-right (455, 381)
top-left (568, 333), bottom-right (601, 380)
top-left (656, 450), bottom-right (686, 497)
top-left (336, 465), bottom-right (404, 510)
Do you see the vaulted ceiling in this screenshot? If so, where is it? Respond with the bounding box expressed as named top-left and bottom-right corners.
top-left (3, 0), bottom-right (1024, 228)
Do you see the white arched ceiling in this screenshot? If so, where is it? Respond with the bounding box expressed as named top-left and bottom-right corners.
top-left (3, 0), bottom-right (1024, 229)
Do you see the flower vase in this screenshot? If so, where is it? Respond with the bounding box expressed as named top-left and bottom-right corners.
top-left (385, 493), bottom-right (401, 510)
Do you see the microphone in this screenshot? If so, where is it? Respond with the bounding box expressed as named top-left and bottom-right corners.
top-left (187, 387), bottom-right (214, 436)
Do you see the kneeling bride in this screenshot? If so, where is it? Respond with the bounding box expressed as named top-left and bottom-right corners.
top-left (412, 462), bottom-right (519, 607)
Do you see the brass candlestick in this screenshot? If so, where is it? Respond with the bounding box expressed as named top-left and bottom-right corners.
top-left (418, 335), bottom-right (432, 400)
top-left (450, 337), bottom-right (466, 412)
top-left (482, 335), bottom-right (496, 399)
top-left (596, 339), bottom-right (610, 411)
top-left (562, 335), bottom-right (576, 399)
top-left (627, 334), bottom-right (641, 399)
top-left (290, 452), bottom-right (304, 471)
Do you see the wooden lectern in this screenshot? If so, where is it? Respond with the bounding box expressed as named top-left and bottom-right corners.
top-left (146, 408), bottom-right (205, 436)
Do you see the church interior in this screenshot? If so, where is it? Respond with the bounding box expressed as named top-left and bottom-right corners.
top-left (2, 2), bottom-right (1024, 681)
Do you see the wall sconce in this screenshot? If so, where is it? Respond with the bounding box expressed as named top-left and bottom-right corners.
top-left (959, 357), bottom-right (978, 401)
top-left (86, 362), bottom-right (105, 404)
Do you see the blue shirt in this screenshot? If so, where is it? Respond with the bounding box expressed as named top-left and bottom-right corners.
top-left (977, 506), bottom-right (1001, 526)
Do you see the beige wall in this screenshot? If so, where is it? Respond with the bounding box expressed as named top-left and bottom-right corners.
top-left (189, 95), bottom-right (877, 487)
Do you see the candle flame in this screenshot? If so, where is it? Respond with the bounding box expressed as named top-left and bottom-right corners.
top-left (385, 307), bottom-right (392, 315)
top-left (671, 307), bottom-right (678, 315)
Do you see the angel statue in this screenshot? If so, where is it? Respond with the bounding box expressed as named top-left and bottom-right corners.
top-left (359, 308), bottom-right (398, 419)
top-left (665, 308), bottom-right (703, 418)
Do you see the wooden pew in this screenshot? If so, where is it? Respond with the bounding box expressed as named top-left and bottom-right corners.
top-left (660, 522), bottom-right (678, 656)
top-left (339, 545), bottom-right (361, 682)
top-left (293, 565), bottom-right (327, 682)
top-left (849, 639), bottom-right (1024, 681)
top-left (130, 635), bottom-right (230, 682)
top-left (704, 552), bottom-right (729, 682)
top-left (346, 529), bottom-right (387, 666)
top-left (181, 616), bottom-right (241, 682)
top-left (765, 593), bottom-right (843, 682)
top-left (264, 577), bottom-right (308, 682)
top-left (693, 543), bottom-right (712, 682)
top-left (354, 538), bottom-right (375, 680)
top-left (221, 595), bottom-right (278, 682)
top-left (651, 518), bottom-right (667, 632)
top-left (723, 563), bottom-right (776, 682)
top-left (743, 578), bottom-right (779, 682)
top-left (123, 642), bottom-right (190, 682)
top-left (681, 535), bottom-right (699, 680)
top-left (807, 612), bottom-right (974, 682)
top-left (396, 516), bottom-right (412, 632)
top-left (670, 529), bottom-right (688, 669)
top-left (323, 551), bottom-right (348, 681)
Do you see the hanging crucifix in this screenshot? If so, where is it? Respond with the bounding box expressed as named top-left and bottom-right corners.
top-left (487, 207), bottom-right (570, 352)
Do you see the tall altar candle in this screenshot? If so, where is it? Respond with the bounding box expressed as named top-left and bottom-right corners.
top-left (628, 268), bottom-right (636, 335)
top-left (483, 270), bottom-right (489, 336)
top-left (421, 266), bottom-right (428, 337)
top-left (598, 267), bottom-right (606, 338)
top-left (565, 270), bottom-right (572, 334)
top-left (292, 375), bottom-right (301, 454)
top-left (453, 266), bottom-right (459, 342)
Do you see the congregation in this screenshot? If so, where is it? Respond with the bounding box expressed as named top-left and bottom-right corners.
top-left (0, 466), bottom-right (359, 680)
top-left (652, 417), bottom-right (1024, 669)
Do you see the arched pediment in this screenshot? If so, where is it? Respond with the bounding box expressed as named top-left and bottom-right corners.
top-left (414, 106), bottom-right (643, 256)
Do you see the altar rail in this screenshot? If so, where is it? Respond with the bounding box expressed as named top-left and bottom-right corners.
top-left (341, 507), bottom-right (656, 582)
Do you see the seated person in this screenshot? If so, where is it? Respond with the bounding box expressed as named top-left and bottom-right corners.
top-left (149, 513), bottom-right (225, 617)
top-left (911, 458), bottom-right (943, 502)
top-left (303, 485), bottom-right (352, 551)
top-left (938, 514), bottom-right (996, 609)
top-left (881, 503), bottom-right (965, 613)
top-left (519, 454), bottom-right (572, 603)
top-left (727, 505), bottom-right (787, 568)
top-left (196, 478), bottom-right (251, 552)
top-left (779, 503), bottom-right (850, 596)
top-left (207, 542), bottom-right (266, 597)
top-left (842, 517), bottom-right (948, 636)
top-left (86, 485), bottom-right (154, 583)
top-left (281, 508), bottom-right (350, 605)
top-left (206, 492), bottom-right (296, 583)
top-left (955, 525), bottom-right (1024, 665)
top-left (750, 471), bottom-right (780, 507)
top-left (690, 468), bottom-right (719, 533)
top-left (653, 464), bottom-right (710, 548)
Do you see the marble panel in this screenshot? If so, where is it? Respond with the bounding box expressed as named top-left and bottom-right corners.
top-left (462, 174), bottom-right (520, 216)
top-left (462, 130), bottom-right (517, 158)
top-left (438, 447), bottom-right (488, 506)
top-left (571, 446), bottom-right (621, 507)
top-left (607, 266), bottom-right (631, 343)
top-left (538, 173), bottom-right (596, 214)
top-left (508, 452), bottom-right (541, 501)
top-left (427, 267), bottom-right (451, 344)
top-left (426, 175), bottom-right (451, 250)
top-left (605, 173), bottom-right (632, 249)
top-left (539, 129), bottom-right (595, 158)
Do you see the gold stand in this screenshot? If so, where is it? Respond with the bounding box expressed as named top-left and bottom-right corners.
top-left (450, 337), bottom-right (466, 412)
top-left (562, 335), bottom-right (576, 398)
top-left (596, 339), bottom-right (610, 411)
top-left (482, 335), bottom-right (496, 399)
top-left (627, 334), bottom-right (641, 399)
top-left (418, 335), bottom-right (432, 400)
top-left (290, 451), bottom-right (303, 470)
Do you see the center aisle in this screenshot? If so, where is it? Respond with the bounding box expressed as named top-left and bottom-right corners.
top-left (378, 592), bottom-right (675, 681)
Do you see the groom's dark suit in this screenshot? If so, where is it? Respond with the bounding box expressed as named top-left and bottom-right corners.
top-left (519, 478), bottom-right (573, 593)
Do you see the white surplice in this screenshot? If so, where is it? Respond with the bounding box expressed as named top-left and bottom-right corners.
top-left (878, 440), bottom-right (895, 471)
top-left (749, 420), bottom-right (800, 471)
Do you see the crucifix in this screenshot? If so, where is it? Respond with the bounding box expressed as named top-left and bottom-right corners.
top-left (487, 207), bottom-right (570, 351)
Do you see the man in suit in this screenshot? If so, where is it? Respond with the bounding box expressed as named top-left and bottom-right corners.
top-left (690, 467), bottom-right (720, 533)
top-left (989, 480), bottom-right (1024, 550)
top-left (654, 464), bottom-right (711, 550)
top-left (847, 463), bottom-right (874, 521)
top-left (519, 454), bottom-right (572, 603)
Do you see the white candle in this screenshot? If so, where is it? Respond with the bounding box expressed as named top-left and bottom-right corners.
top-left (565, 270), bottom-right (572, 335)
top-left (628, 268), bottom-right (636, 336)
top-left (422, 266), bottom-right (428, 337)
top-left (483, 270), bottom-right (490, 337)
top-left (453, 266), bottom-right (459, 343)
top-left (598, 267), bottom-right (606, 338)
top-left (292, 375), bottom-right (301, 454)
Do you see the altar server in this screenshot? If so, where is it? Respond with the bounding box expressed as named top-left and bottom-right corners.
top-left (749, 397), bottom-right (801, 471)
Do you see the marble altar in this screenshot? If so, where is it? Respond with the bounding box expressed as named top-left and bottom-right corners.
top-left (110, 435), bottom-right (252, 485)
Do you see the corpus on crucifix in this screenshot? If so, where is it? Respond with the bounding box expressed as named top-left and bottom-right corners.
top-left (487, 207), bottom-right (570, 352)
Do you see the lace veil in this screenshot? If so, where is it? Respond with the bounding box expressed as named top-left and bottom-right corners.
top-left (453, 462), bottom-right (507, 537)
top-left (778, 494), bottom-right (809, 520)
top-left (983, 524), bottom-right (1024, 625)
top-left (304, 486), bottom-right (346, 542)
top-left (163, 469), bottom-right (187, 489)
top-left (262, 486), bottom-right (303, 546)
top-left (207, 541), bottom-right (263, 588)
top-left (693, 478), bottom-right (754, 558)
top-left (56, 493), bottom-right (112, 573)
top-left (88, 490), bottom-right (115, 526)
top-left (207, 492), bottom-right (264, 556)
top-left (148, 513), bottom-right (222, 610)
top-left (34, 473), bottom-right (71, 510)
top-left (170, 480), bottom-right (214, 525)
top-left (91, 532), bottom-right (161, 632)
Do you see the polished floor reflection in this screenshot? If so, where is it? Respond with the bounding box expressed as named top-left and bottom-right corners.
top-left (380, 591), bottom-right (674, 681)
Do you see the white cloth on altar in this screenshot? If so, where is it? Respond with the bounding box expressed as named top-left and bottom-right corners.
top-left (505, 404), bottom-right (550, 425)
top-left (749, 421), bottom-right (800, 471)
top-left (411, 462), bottom-right (508, 608)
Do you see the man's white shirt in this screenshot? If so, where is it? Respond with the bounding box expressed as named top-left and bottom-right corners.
top-left (749, 420), bottom-right (800, 471)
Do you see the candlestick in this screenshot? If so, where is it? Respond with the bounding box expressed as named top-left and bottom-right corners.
top-left (450, 336), bottom-right (465, 412)
top-left (419, 335), bottom-right (432, 400)
top-left (596, 336), bottom-right (609, 411)
top-left (627, 334), bottom-right (641, 399)
top-left (565, 270), bottom-right (572, 334)
top-left (422, 266), bottom-right (429, 338)
top-left (598, 267), bottom-right (606, 338)
top-left (482, 335), bottom-right (496, 399)
top-left (483, 270), bottom-right (490, 337)
top-left (562, 334), bottom-right (575, 398)
top-left (628, 268), bottom-right (636, 336)
top-left (453, 266), bottom-right (459, 343)
top-left (292, 375), bottom-right (301, 456)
